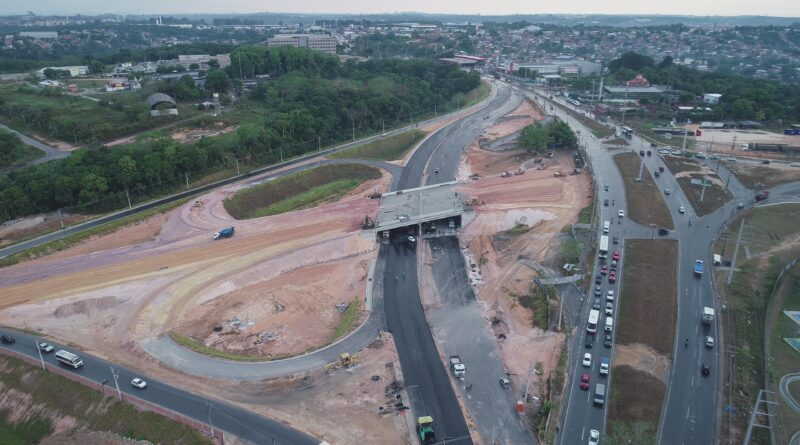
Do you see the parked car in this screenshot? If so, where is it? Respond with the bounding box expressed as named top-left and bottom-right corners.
top-left (582, 353), bottom-right (592, 367)
top-left (0, 334), bottom-right (15, 344)
top-left (580, 373), bottom-right (590, 390)
top-left (658, 228), bottom-right (670, 236)
top-left (131, 378), bottom-right (148, 389)
top-left (38, 343), bottom-right (54, 353)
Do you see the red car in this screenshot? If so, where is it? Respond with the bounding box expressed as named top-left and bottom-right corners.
top-left (608, 270), bottom-right (617, 283)
top-left (612, 251), bottom-right (621, 261)
top-left (580, 373), bottom-right (590, 390)
top-left (600, 265), bottom-right (608, 275)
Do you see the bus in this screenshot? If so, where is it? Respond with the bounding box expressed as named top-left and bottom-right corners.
top-left (599, 235), bottom-right (609, 259)
top-left (55, 350), bottom-right (83, 369)
top-left (587, 309), bottom-right (600, 333)
top-left (621, 126), bottom-right (634, 138)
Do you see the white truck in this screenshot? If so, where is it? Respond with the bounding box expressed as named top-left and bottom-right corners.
top-left (702, 307), bottom-right (715, 324)
top-left (449, 356), bottom-right (466, 379)
top-left (599, 235), bottom-right (609, 259)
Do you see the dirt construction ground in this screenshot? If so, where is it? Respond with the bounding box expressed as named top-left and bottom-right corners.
top-left (0, 163), bottom-right (410, 440)
top-left (446, 98), bottom-right (590, 399)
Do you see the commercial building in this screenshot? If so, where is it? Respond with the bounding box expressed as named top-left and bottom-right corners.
top-left (603, 85), bottom-right (663, 99)
top-left (36, 66), bottom-right (89, 77)
top-left (177, 54), bottom-right (231, 70)
top-left (20, 31), bottom-right (58, 39)
top-left (267, 34), bottom-right (337, 54)
top-left (703, 93), bottom-right (722, 104)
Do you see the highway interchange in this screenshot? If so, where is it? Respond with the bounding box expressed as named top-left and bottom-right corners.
top-left (2, 73), bottom-right (797, 445)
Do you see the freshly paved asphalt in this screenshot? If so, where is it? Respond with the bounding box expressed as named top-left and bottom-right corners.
top-left (0, 330), bottom-right (318, 445)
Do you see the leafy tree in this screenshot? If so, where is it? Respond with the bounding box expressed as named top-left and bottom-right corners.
top-left (205, 69), bottom-right (231, 93)
top-left (189, 63), bottom-right (200, 70)
top-left (608, 52), bottom-right (655, 72)
top-left (207, 59), bottom-right (220, 69)
top-left (519, 123), bottom-right (549, 153)
top-left (731, 98), bottom-right (755, 118)
top-left (88, 60), bottom-right (105, 74)
top-left (547, 121), bottom-right (578, 148)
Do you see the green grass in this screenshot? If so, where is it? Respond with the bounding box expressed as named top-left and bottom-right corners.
top-left (223, 163), bottom-right (381, 219)
top-left (0, 352), bottom-right (212, 445)
top-left (330, 299), bottom-right (361, 342)
top-left (614, 152), bottom-right (675, 229)
top-left (515, 285), bottom-right (551, 330)
top-left (0, 412), bottom-right (52, 445)
top-left (0, 198), bottom-right (190, 268)
top-left (576, 203), bottom-right (594, 225)
top-left (507, 223), bottom-right (532, 236)
top-left (329, 130), bottom-right (426, 161)
top-left (559, 238), bottom-right (581, 265)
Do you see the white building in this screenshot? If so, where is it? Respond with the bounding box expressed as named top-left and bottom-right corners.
top-left (703, 93), bottom-right (722, 104)
top-left (267, 34), bottom-right (337, 54)
top-left (20, 31), bottom-right (58, 39)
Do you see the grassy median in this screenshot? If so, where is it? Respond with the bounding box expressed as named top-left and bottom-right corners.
top-left (223, 163), bottom-right (382, 219)
top-left (330, 130), bottom-right (426, 161)
top-left (614, 152), bottom-right (674, 229)
top-left (0, 352), bottom-right (212, 444)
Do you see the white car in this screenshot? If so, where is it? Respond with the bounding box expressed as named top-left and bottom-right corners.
top-left (38, 342), bottom-right (54, 353)
top-left (617, 209), bottom-right (625, 218)
top-left (605, 302), bottom-right (614, 316)
top-left (131, 378), bottom-right (148, 389)
top-left (727, 156), bottom-right (737, 161)
top-left (790, 163), bottom-right (800, 167)
top-left (407, 235), bottom-right (416, 243)
top-left (671, 149), bottom-right (683, 155)
top-left (664, 188), bottom-right (671, 195)
top-left (678, 206), bottom-right (686, 214)
top-left (658, 148), bottom-right (670, 154)
top-left (705, 336), bottom-right (715, 348)
top-left (582, 353), bottom-right (592, 367)
top-left (589, 429), bottom-right (600, 445)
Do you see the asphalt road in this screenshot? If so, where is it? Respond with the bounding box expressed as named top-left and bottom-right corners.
top-left (0, 100), bottom-right (483, 260)
top-left (0, 330), bottom-right (319, 445)
top-left (516, 84), bottom-right (756, 445)
top-left (379, 81), bottom-right (515, 444)
top-left (0, 122), bottom-right (70, 166)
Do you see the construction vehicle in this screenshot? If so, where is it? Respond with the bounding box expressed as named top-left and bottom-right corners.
top-left (417, 416), bottom-right (436, 444)
top-left (213, 227), bottom-right (234, 240)
top-left (324, 352), bottom-right (360, 371)
top-left (449, 355), bottom-right (466, 379)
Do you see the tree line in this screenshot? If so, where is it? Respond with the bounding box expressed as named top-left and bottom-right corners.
top-left (0, 52), bottom-right (480, 221)
top-left (518, 120), bottom-right (578, 153)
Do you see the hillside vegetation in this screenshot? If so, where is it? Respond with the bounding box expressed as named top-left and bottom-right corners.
top-left (223, 163), bottom-right (382, 219)
top-left (0, 51), bottom-right (479, 222)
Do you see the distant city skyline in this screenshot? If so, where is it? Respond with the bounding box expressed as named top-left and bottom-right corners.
top-left (4, 0), bottom-right (800, 18)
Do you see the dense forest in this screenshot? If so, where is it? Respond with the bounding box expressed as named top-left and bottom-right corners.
top-left (0, 50), bottom-right (480, 221)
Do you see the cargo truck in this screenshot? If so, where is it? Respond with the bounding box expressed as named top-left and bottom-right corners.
top-left (449, 355), bottom-right (466, 379)
top-left (702, 307), bottom-right (715, 324)
top-left (599, 235), bottom-right (609, 259)
top-left (213, 227), bottom-right (235, 240)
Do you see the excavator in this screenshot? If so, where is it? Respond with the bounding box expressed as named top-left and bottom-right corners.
top-left (417, 416), bottom-right (436, 444)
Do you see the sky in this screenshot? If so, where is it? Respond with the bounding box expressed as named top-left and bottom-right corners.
top-left (5, 0), bottom-right (800, 17)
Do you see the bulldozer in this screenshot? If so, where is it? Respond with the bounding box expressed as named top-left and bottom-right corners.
top-left (417, 416), bottom-right (436, 445)
top-left (325, 352), bottom-right (360, 371)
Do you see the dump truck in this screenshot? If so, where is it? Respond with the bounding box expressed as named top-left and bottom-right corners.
top-left (449, 355), bottom-right (466, 379)
top-left (417, 416), bottom-right (436, 445)
top-left (694, 260), bottom-right (704, 276)
top-left (702, 307), bottom-right (715, 324)
top-left (213, 227), bottom-right (235, 240)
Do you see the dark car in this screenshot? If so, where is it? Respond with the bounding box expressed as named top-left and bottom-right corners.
top-left (639, 150), bottom-right (645, 156)
top-left (585, 333), bottom-right (594, 349)
top-left (654, 171), bottom-right (661, 178)
top-left (593, 298), bottom-right (601, 310)
top-left (0, 334), bottom-right (15, 344)
top-left (702, 363), bottom-right (711, 375)
top-left (658, 228), bottom-right (669, 236)
top-left (595, 275), bottom-right (602, 285)
top-left (604, 199), bottom-right (609, 207)
top-left (658, 166), bottom-right (665, 172)
top-left (594, 287), bottom-right (602, 297)
top-left (612, 236), bottom-right (619, 244)
top-left (647, 150), bottom-right (652, 156)
top-left (761, 160), bottom-right (770, 164)
top-left (604, 333), bottom-right (613, 348)
top-left (650, 142), bottom-right (657, 147)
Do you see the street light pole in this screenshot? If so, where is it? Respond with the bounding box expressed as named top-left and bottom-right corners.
top-left (208, 402), bottom-right (215, 438)
top-left (35, 338), bottom-right (45, 371)
top-left (110, 367), bottom-right (122, 401)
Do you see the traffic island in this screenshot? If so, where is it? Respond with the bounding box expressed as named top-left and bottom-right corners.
top-left (613, 152), bottom-right (674, 229)
top-left (661, 155), bottom-right (732, 216)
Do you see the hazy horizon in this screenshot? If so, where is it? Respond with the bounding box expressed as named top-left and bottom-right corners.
top-left (4, 0), bottom-right (800, 19)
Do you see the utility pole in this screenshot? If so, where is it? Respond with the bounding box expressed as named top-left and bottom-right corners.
top-left (637, 155), bottom-right (645, 182)
top-left (184, 173), bottom-right (189, 190)
top-left (318, 135), bottom-right (321, 150)
top-left (681, 119), bottom-right (690, 152)
top-left (352, 126), bottom-right (355, 141)
top-left (235, 159), bottom-right (240, 175)
top-left (208, 402), bottom-right (215, 438)
top-left (57, 208), bottom-right (64, 229)
top-left (620, 82), bottom-right (629, 128)
top-left (125, 189), bottom-right (132, 209)
top-left (700, 172), bottom-right (708, 202)
top-left (110, 367), bottom-right (122, 401)
top-left (35, 338), bottom-right (45, 371)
